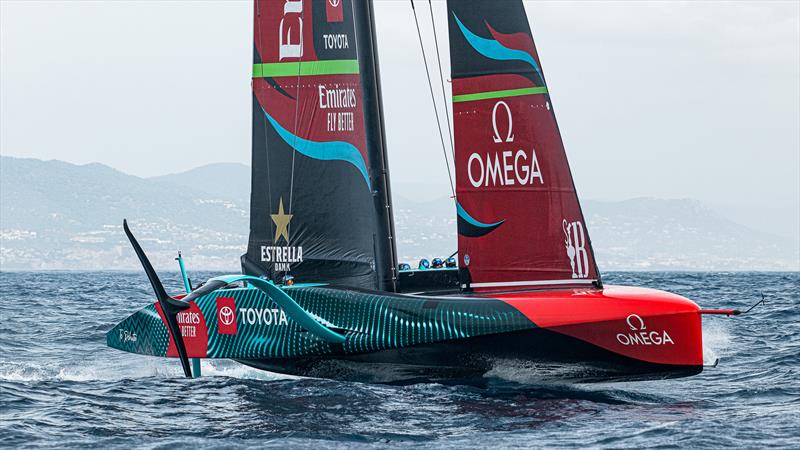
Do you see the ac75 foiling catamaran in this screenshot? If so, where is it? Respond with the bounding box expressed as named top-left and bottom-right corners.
top-left (108, 0), bottom-right (741, 384)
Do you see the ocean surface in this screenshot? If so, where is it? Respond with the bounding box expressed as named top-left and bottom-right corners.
top-left (1, 271), bottom-right (798, 448)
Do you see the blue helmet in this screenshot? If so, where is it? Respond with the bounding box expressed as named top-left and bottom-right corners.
top-left (398, 263), bottom-right (412, 271)
top-left (445, 257), bottom-right (457, 268)
top-left (418, 258), bottom-right (430, 270)
top-left (431, 258), bottom-right (444, 268)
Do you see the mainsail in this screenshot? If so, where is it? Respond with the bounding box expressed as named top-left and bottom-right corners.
top-left (447, 0), bottom-right (601, 290)
top-left (243, 0), bottom-right (396, 290)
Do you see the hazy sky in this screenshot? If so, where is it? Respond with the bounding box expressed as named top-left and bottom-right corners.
top-left (2, 1), bottom-right (798, 239)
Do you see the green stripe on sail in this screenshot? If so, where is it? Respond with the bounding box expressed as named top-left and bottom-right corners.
top-left (253, 60), bottom-right (360, 78)
top-left (452, 87), bottom-right (548, 103)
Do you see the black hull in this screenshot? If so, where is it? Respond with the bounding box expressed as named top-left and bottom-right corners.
top-left (236, 328), bottom-right (703, 386)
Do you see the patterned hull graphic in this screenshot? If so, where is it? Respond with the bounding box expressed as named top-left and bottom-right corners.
top-left (107, 285), bottom-right (704, 382)
top-left (108, 286), bottom-right (534, 360)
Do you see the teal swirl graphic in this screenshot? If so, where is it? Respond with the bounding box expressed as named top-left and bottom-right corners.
top-left (452, 13), bottom-right (544, 84)
top-left (457, 201), bottom-right (505, 238)
top-left (263, 108), bottom-right (371, 190)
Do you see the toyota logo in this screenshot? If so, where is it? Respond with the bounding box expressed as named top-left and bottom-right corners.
top-left (219, 306), bottom-right (235, 326)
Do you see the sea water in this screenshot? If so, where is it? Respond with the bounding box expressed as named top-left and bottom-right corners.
top-left (1, 271), bottom-right (798, 448)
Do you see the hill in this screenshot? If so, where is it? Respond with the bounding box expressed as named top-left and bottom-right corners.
top-left (0, 157), bottom-right (248, 270)
top-left (149, 162), bottom-right (251, 202)
top-left (1, 157), bottom-right (796, 271)
top-left (391, 194), bottom-right (799, 271)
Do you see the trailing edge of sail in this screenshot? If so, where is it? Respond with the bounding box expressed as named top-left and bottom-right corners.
top-left (447, 0), bottom-right (601, 290)
top-left (243, 0), bottom-right (396, 291)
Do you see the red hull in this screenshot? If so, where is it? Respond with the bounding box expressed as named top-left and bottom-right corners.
top-left (495, 285), bottom-right (704, 367)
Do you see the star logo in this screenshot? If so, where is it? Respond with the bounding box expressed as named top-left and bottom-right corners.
top-left (271, 197), bottom-right (293, 243)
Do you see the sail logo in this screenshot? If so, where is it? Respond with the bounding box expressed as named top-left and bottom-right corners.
top-left (616, 314), bottom-right (675, 346)
top-left (216, 297), bottom-right (238, 335)
top-left (262, 197), bottom-right (303, 272)
top-left (492, 101), bottom-right (514, 144)
top-left (319, 85), bottom-right (356, 109)
top-left (467, 150), bottom-right (543, 188)
top-left (563, 219), bottom-right (589, 278)
top-left (326, 0), bottom-right (343, 23)
top-left (323, 34), bottom-right (349, 49)
top-left (319, 85), bottom-right (356, 132)
top-left (261, 246), bottom-right (303, 272)
top-left (279, 0), bottom-right (303, 60)
top-left (467, 101), bottom-right (544, 188)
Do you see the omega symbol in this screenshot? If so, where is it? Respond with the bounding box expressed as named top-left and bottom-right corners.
top-left (626, 314), bottom-right (646, 331)
top-left (492, 100), bottom-right (514, 144)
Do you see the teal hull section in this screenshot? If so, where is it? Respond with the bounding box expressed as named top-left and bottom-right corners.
top-left (107, 285), bottom-right (534, 360)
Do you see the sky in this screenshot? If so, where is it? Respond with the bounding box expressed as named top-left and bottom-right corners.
top-left (1, 0), bottom-right (798, 240)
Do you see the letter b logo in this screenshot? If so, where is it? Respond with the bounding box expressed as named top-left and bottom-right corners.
top-left (563, 219), bottom-right (589, 278)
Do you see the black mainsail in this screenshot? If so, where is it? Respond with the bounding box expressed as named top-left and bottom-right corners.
top-left (242, 0), bottom-right (396, 291)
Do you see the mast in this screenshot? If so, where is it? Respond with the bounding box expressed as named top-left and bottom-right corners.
top-left (353, 0), bottom-right (398, 292)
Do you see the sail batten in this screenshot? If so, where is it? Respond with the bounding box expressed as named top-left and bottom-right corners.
top-left (447, 0), bottom-right (601, 290)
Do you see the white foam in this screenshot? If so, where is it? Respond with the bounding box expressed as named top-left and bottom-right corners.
top-left (200, 360), bottom-right (299, 381)
top-left (0, 358), bottom-right (298, 383)
top-left (0, 362), bottom-right (48, 382)
top-left (702, 320), bottom-right (732, 365)
top-left (484, 358), bottom-right (596, 384)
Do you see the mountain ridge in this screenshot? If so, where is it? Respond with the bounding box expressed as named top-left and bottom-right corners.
top-left (1, 157), bottom-right (797, 271)
top-left (148, 162), bottom-right (251, 201)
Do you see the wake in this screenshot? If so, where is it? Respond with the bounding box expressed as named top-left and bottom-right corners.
top-left (702, 320), bottom-right (732, 366)
top-left (0, 358), bottom-right (296, 383)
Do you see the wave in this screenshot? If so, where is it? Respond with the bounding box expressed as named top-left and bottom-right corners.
top-left (2, 271), bottom-right (798, 448)
top-left (0, 359), bottom-right (296, 383)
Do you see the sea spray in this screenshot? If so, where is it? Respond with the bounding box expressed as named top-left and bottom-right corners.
top-left (702, 319), bottom-right (732, 366)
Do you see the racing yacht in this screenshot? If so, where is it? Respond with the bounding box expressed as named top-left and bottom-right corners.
top-left (108, 0), bottom-right (740, 384)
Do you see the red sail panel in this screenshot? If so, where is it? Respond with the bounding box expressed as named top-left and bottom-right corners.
top-left (447, 0), bottom-right (600, 290)
top-left (252, 0), bottom-right (367, 167)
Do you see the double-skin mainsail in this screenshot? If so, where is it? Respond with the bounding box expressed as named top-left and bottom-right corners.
top-left (243, 0), bottom-right (397, 291)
